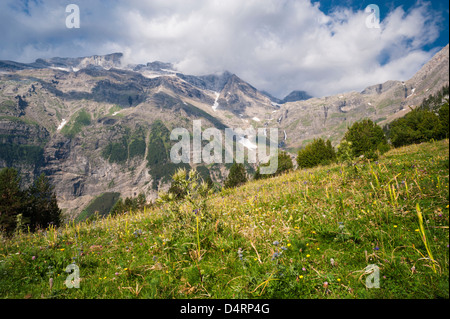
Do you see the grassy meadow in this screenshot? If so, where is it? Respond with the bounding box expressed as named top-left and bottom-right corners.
top-left (0, 139), bottom-right (448, 299)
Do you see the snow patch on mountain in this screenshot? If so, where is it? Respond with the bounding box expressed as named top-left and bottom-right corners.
top-left (57, 119), bottom-right (67, 131)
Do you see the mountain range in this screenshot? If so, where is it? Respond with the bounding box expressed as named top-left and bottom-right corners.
top-left (0, 45), bottom-right (448, 220)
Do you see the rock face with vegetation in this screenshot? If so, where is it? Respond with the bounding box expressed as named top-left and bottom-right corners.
top-left (0, 45), bottom-right (448, 220)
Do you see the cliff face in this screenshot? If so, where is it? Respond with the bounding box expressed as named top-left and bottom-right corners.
top-left (0, 45), bottom-right (448, 220)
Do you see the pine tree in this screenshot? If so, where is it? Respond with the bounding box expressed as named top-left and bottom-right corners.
top-left (26, 173), bottom-right (62, 231)
top-left (110, 198), bottom-right (125, 216)
top-left (0, 168), bottom-right (25, 235)
top-left (224, 163), bottom-right (247, 189)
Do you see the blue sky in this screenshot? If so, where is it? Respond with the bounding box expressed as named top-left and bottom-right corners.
top-left (0, 0), bottom-right (448, 98)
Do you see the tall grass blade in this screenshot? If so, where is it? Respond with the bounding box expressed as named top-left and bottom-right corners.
top-left (416, 203), bottom-right (437, 273)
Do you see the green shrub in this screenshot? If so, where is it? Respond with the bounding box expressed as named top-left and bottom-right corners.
top-left (385, 85), bottom-right (449, 148)
top-left (387, 109), bottom-right (442, 147)
top-left (438, 101), bottom-right (449, 139)
top-left (296, 138), bottom-right (336, 169)
top-left (336, 140), bottom-right (353, 164)
top-left (343, 119), bottom-right (388, 160)
top-left (386, 103), bottom-right (448, 148)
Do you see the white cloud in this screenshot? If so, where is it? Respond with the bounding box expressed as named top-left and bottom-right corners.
top-left (0, 0), bottom-right (444, 98)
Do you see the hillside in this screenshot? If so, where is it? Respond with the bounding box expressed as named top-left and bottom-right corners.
top-left (0, 139), bottom-right (448, 299)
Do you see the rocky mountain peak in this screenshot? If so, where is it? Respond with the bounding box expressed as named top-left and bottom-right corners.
top-left (281, 90), bottom-right (313, 103)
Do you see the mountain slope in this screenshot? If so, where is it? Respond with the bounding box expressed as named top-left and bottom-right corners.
top-left (0, 44), bottom-right (448, 220)
top-left (275, 44), bottom-right (449, 150)
top-left (1, 139), bottom-right (448, 299)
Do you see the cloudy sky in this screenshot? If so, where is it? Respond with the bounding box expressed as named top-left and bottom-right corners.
top-left (0, 0), bottom-right (448, 98)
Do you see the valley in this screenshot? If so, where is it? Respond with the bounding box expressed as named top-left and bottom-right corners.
top-left (0, 45), bottom-right (448, 220)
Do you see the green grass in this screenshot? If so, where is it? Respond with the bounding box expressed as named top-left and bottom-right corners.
top-left (101, 126), bottom-right (147, 164)
top-left (0, 140), bottom-right (448, 299)
top-left (75, 192), bottom-right (121, 222)
top-left (61, 109), bottom-right (92, 138)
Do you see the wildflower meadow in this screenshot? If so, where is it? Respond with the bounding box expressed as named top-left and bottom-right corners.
top-left (0, 139), bottom-right (448, 299)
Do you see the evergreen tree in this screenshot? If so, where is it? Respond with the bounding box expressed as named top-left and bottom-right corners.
top-left (26, 173), bottom-right (62, 231)
top-left (276, 151), bottom-right (294, 175)
top-left (343, 119), bottom-right (389, 159)
top-left (224, 163), bottom-right (247, 189)
top-left (0, 168), bottom-right (25, 235)
top-left (136, 193), bottom-right (147, 210)
top-left (387, 108), bottom-right (444, 147)
top-left (110, 198), bottom-right (125, 216)
top-left (385, 85), bottom-right (449, 147)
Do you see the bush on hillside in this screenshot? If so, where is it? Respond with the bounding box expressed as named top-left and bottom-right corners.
top-left (385, 85), bottom-right (449, 147)
top-left (296, 138), bottom-right (336, 169)
top-left (343, 119), bottom-right (389, 160)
